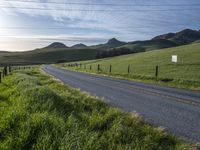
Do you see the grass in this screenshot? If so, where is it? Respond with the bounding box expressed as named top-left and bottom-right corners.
top-left (58, 43), bottom-right (200, 90)
top-left (0, 68), bottom-right (197, 149)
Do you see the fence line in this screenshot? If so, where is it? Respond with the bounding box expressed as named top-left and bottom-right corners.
top-left (0, 66), bottom-right (32, 84)
top-left (65, 63), bottom-right (160, 79)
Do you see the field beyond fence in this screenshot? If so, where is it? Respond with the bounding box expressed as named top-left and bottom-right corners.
top-left (59, 62), bottom-right (200, 90)
top-left (58, 43), bottom-right (200, 90)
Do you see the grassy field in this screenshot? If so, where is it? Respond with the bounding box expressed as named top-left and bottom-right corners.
top-left (59, 43), bottom-right (200, 90)
top-left (0, 68), bottom-right (196, 149)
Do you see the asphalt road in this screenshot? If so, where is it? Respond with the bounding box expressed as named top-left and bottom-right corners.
top-left (43, 65), bottom-right (200, 142)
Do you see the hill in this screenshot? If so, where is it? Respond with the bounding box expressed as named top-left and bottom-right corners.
top-left (153, 29), bottom-right (200, 45)
top-left (0, 39), bottom-right (127, 66)
top-left (0, 48), bottom-right (98, 66)
top-left (71, 43), bottom-right (88, 49)
top-left (106, 38), bottom-right (127, 47)
top-left (90, 38), bottom-right (127, 50)
top-left (44, 42), bottom-right (68, 49)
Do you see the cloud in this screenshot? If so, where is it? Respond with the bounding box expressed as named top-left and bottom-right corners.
top-left (0, 0), bottom-right (147, 35)
top-left (0, 34), bottom-right (108, 44)
top-left (0, 0), bottom-right (200, 51)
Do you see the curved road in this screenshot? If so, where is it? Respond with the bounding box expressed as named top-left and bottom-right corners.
top-left (43, 65), bottom-right (200, 142)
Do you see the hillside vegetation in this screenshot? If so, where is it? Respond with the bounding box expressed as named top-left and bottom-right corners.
top-left (0, 48), bottom-right (97, 66)
top-left (60, 43), bottom-right (200, 90)
top-left (0, 68), bottom-right (196, 149)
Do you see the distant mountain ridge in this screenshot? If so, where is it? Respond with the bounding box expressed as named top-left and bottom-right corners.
top-left (39, 29), bottom-right (200, 51)
top-left (152, 29), bottom-right (200, 45)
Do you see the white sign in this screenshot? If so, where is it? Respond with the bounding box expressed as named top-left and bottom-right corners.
top-left (172, 55), bottom-right (177, 63)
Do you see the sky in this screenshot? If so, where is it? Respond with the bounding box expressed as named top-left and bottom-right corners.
top-left (0, 0), bottom-right (200, 51)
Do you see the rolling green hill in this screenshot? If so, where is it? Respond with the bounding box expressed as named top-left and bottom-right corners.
top-left (0, 38), bottom-right (176, 66)
top-left (0, 48), bottom-right (98, 66)
top-left (0, 38), bottom-right (127, 66)
top-left (61, 43), bottom-right (200, 90)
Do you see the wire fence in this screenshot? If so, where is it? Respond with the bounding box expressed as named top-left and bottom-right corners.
top-left (62, 63), bottom-right (200, 82)
top-left (0, 66), bottom-right (32, 84)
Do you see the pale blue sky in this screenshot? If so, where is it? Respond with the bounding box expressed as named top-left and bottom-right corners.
top-left (0, 0), bottom-right (200, 51)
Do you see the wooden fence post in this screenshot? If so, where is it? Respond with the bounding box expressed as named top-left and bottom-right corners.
top-left (97, 64), bottom-right (100, 72)
top-left (155, 65), bottom-right (159, 79)
top-left (2, 68), bottom-right (4, 77)
top-left (0, 72), bottom-right (2, 83)
top-left (128, 65), bottom-right (130, 74)
top-left (90, 65), bottom-right (92, 70)
top-left (9, 66), bottom-right (11, 73)
top-left (109, 65), bottom-right (112, 73)
top-left (4, 67), bottom-right (7, 76)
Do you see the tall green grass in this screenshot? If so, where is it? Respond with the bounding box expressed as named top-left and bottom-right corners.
top-left (0, 68), bottom-right (196, 149)
top-left (60, 43), bottom-right (200, 90)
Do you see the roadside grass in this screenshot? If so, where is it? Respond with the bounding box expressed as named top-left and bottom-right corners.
top-left (58, 43), bottom-right (200, 90)
top-left (0, 68), bottom-right (197, 149)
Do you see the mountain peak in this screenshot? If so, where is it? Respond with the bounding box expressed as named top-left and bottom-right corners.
top-left (107, 38), bottom-right (120, 44)
top-left (181, 28), bottom-right (194, 32)
top-left (106, 38), bottom-right (126, 46)
top-left (152, 29), bottom-right (200, 45)
top-left (177, 29), bottom-right (200, 35)
top-left (71, 43), bottom-right (87, 49)
top-left (45, 42), bottom-right (68, 49)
